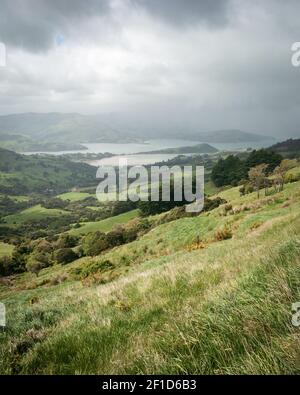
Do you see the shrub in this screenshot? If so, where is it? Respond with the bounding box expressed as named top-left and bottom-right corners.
top-left (35, 239), bottom-right (53, 253)
top-left (0, 256), bottom-right (14, 276)
top-left (56, 234), bottom-right (78, 249)
top-left (26, 261), bottom-right (46, 276)
top-left (55, 248), bottom-right (78, 265)
top-left (49, 274), bottom-right (68, 286)
top-left (214, 225), bottom-right (233, 241)
top-left (82, 231), bottom-right (109, 256)
top-left (71, 259), bottom-right (115, 279)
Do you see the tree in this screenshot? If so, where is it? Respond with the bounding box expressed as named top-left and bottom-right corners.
top-left (211, 156), bottom-right (247, 187)
top-left (273, 159), bottom-right (297, 191)
top-left (245, 149), bottom-right (282, 174)
top-left (248, 164), bottom-right (268, 198)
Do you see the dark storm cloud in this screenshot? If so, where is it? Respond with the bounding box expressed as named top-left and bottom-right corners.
top-left (0, 0), bottom-right (231, 53)
top-left (0, 0), bottom-right (111, 52)
top-left (0, 0), bottom-right (300, 138)
top-left (132, 0), bottom-right (230, 27)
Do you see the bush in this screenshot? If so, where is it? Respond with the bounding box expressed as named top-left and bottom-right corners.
top-left (106, 227), bottom-right (124, 248)
top-left (0, 256), bottom-right (14, 276)
top-left (56, 234), bottom-right (78, 249)
top-left (82, 232), bottom-right (109, 256)
top-left (35, 239), bottom-right (53, 253)
top-left (214, 225), bottom-right (233, 241)
top-left (25, 251), bottom-right (52, 275)
top-left (26, 261), bottom-right (46, 276)
top-left (71, 259), bottom-right (115, 279)
top-left (55, 248), bottom-right (78, 265)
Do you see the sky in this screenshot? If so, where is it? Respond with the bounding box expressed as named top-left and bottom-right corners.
top-left (0, 0), bottom-right (299, 138)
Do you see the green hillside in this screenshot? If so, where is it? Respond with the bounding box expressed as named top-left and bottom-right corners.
top-left (3, 205), bottom-right (70, 225)
top-left (0, 113), bottom-right (140, 151)
top-left (0, 178), bottom-right (299, 374)
top-left (0, 148), bottom-right (96, 195)
top-left (69, 209), bottom-right (139, 235)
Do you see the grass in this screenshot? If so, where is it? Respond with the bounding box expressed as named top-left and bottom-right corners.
top-left (204, 180), bottom-right (223, 196)
top-left (57, 192), bottom-right (95, 202)
top-left (0, 181), bottom-right (300, 374)
top-left (0, 242), bottom-right (14, 258)
top-left (3, 205), bottom-right (70, 225)
top-left (69, 209), bottom-right (140, 235)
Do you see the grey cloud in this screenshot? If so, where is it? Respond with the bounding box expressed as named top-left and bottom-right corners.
top-left (0, 0), bottom-right (111, 52)
top-left (131, 0), bottom-right (230, 27)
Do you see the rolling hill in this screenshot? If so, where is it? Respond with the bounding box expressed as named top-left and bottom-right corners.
top-left (0, 113), bottom-right (275, 152)
top-left (0, 113), bottom-right (141, 151)
top-left (0, 148), bottom-right (97, 195)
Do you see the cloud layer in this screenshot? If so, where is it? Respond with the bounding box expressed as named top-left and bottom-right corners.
top-left (0, 0), bottom-right (299, 138)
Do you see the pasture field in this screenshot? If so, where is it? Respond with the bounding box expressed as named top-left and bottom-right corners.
top-left (3, 205), bottom-right (70, 225)
top-left (69, 209), bottom-right (140, 235)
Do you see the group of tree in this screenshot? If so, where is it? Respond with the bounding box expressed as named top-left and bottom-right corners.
top-left (241, 158), bottom-right (298, 198)
top-left (211, 149), bottom-right (283, 187)
top-left (0, 233), bottom-right (80, 277)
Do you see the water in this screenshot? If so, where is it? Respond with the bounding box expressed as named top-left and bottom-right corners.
top-left (23, 138), bottom-right (275, 166)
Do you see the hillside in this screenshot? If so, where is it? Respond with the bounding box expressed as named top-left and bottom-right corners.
top-left (0, 113), bottom-right (275, 152)
top-left (0, 113), bottom-right (141, 151)
top-left (268, 138), bottom-right (300, 157)
top-left (177, 129), bottom-right (274, 143)
top-left (136, 143), bottom-right (218, 154)
top-left (0, 148), bottom-right (97, 195)
top-left (0, 175), bottom-right (299, 374)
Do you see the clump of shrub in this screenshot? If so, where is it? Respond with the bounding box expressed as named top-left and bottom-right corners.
top-left (55, 234), bottom-right (79, 249)
top-left (71, 259), bottom-right (115, 280)
top-left (49, 274), bottom-right (68, 286)
top-left (250, 221), bottom-right (263, 230)
top-left (81, 270), bottom-right (120, 286)
top-left (55, 248), bottom-right (78, 265)
top-left (82, 231), bottom-right (109, 256)
top-left (284, 173), bottom-right (300, 184)
top-left (214, 225), bottom-right (233, 241)
top-left (26, 259), bottom-right (48, 277)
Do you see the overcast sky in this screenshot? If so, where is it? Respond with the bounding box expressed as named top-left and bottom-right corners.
top-left (0, 0), bottom-right (299, 138)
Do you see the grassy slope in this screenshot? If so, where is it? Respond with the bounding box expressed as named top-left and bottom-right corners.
top-left (69, 209), bottom-right (139, 235)
top-left (3, 205), bottom-right (70, 225)
top-left (0, 181), bottom-right (300, 374)
top-left (0, 148), bottom-right (96, 194)
top-left (0, 242), bottom-right (14, 258)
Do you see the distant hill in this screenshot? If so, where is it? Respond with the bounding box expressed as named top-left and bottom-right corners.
top-left (268, 138), bottom-right (300, 157)
top-left (138, 143), bottom-right (218, 154)
top-left (182, 129), bottom-right (274, 143)
top-left (0, 113), bottom-right (275, 152)
top-left (0, 113), bottom-right (141, 151)
top-left (0, 148), bottom-right (97, 195)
